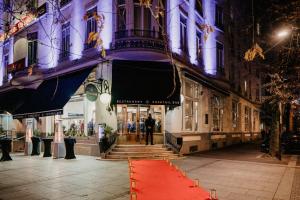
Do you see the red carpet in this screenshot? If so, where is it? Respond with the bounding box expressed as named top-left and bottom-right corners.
top-left (129, 160), bottom-right (211, 200)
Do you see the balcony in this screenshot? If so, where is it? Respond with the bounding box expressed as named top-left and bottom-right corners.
top-left (112, 29), bottom-right (165, 51)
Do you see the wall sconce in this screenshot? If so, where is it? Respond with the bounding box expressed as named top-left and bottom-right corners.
top-left (84, 78), bottom-right (111, 104)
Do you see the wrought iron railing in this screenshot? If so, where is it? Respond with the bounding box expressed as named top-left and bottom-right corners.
top-left (99, 132), bottom-right (118, 154)
top-left (59, 51), bottom-right (70, 61)
top-left (84, 41), bottom-right (96, 50)
top-left (165, 131), bottom-right (182, 153)
top-left (115, 29), bottom-right (163, 40)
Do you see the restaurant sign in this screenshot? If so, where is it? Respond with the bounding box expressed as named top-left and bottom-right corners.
top-left (7, 58), bottom-right (26, 74)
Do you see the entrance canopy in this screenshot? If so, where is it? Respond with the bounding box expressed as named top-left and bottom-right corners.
top-left (111, 60), bottom-right (181, 106)
top-left (11, 66), bottom-right (94, 119)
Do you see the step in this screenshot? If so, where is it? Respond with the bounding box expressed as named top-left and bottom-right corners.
top-left (106, 154), bottom-right (180, 159)
top-left (109, 152), bottom-right (175, 156)
top-left (112, 148), bottom-right (172, 152)
top-left (116, 144), bottom-right (164, 148)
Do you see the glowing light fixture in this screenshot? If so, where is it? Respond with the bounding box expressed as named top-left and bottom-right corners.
top-left (277, 30), bottom-right (290, 38)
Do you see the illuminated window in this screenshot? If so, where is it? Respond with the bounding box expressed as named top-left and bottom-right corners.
top-left (85, 7), bottom-right (97, 49)
top-left (133, 0), bottom-right (152, 37)
top-left (212, 95), bottom-right (223, 131)
top-left (244, 106), bottom-right (250, 131)
top-left (232, 101), bottom-right (238, 128)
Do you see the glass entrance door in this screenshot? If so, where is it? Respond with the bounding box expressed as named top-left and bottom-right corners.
top-left (117, 105), bottom-right (163, 143)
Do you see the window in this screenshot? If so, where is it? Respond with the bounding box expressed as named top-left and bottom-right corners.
top-left (117, 0), bottom-right (126, 31)
top-left (3, 54), bottom-right (9, 82)
top-left (256, 84), bottom-right (260, 101)
top-left (216, 42), bottom-right (224, 73)
top-left (195, 0), bottom-right (203, 16)
top-left (212, 96), bottom-right (222, 131)
top-left (232, 101), bottom-right (238, 128)
top-left (184, 99), bottom-right (193, 131)
top-left (27, 32), bottom-right (38, 66)
top-left (244, 106), bottom-right (250, 131)
top-left (180, 15), bottom-right (188, 53)
top-left (184, 80), bottom-right (200, 131)
top-left (196, 30), bottom-right (203, 65)
top-left (85, 7), bottom-right (97, 49)
top-left (61, 22), bottom-right (70, 60)
top-left (133, 0), bottom-right (152, 37)
top-left (60, 0), bottom-right (72, 7)
top-left (27, 0), bottom-right (38, 10)
top-left (215, 5), bottom-right (223, 29)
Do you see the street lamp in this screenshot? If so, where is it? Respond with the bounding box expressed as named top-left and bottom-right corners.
top-left (276, 29), bottom-right (290, 38)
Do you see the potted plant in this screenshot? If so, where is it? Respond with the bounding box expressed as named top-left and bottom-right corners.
top-left (104, 125), bottom-right (113, 138)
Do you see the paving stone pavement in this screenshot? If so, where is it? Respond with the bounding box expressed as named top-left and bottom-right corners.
top-left (173, 156), bottom-right (296, 200)
top-left (0, 154), bottom-right (130, 200)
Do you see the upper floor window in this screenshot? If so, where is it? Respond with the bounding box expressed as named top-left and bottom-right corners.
top-left (60, 0), bottom-right (72, 7)
top-left (61, 22), bottom-right (70, 60)
top-left (216, 42), bottom-right (224, 73)
top-left (27, 32), bottom-right (38, 66)
top-left (3, 0), bottom-right (11, 10)
top-left (85, 7), bottom-right (97, 49)
top-left (195, 0), bottom-right (203, 16)
top-left (4, 54), bottom-right (9, 76)
top-left (180, 15), bottom-right (188, 54)
top-left (27, 0), bottom-right (38, 10)
top-left (133, 0), bottom-right (152, 37)
top-left (117, 0), bottom-right (126, 31)
top-left (196, 30), bottom-right (203, 65)
top-left (215, 5), bottom-right (224, 29)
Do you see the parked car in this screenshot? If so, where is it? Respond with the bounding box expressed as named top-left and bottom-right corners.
top-left (281, 131), bottom-right (300, 153)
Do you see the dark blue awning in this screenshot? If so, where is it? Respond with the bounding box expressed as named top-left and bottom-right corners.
top-left (12, 66), bottom-right (94, 119)
top-left (111, 60), bottom-right (181, 106)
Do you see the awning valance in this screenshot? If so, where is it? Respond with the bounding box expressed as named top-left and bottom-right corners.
top-left (12, 66), bottom-right (94, 119)
top-left (111, 60), bottom-right (181, 106)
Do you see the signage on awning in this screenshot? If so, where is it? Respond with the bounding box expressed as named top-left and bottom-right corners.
top-left (111, 60), bottom-right (181, 106)
top-left (7, 58), bottom-right (26, 74)
top-left (13, 109), bottom-right (63, 119)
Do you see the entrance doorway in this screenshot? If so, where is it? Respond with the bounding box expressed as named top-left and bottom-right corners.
top-left (117, 105), bottom-right (163, 144)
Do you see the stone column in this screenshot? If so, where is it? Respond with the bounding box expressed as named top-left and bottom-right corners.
top-left (53, 118), bottom-right (65, 158)
top-left (24, 126), bottom-right (33, 156)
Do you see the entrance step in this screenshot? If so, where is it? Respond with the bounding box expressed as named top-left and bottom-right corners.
top-left (105, 144), bottom-right (180, 160)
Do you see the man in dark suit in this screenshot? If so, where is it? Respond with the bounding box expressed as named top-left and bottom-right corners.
top-left (145, 114), bottom-right (155, 145)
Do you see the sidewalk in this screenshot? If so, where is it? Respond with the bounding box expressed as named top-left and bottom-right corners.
top-left (0, 154), bottom-right (130, 200)
top-left (172, 154), bottom-right (299, 200)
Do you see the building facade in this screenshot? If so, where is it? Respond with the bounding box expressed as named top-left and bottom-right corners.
top-left (0, 0), bottom-right (262, 155)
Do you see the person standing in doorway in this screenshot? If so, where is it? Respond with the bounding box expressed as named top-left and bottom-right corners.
top-left (145, 114), bottom-right (155, 145)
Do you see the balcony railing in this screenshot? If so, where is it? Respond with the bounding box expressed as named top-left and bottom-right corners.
top-left (115, 29), bottom-right (163, 40)
top-left (112, 29), bottom-right (165, 51)
top-left (84, 41), bottom-right (96, 50)
top-left (59, 51), bottom-right (70, 62)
